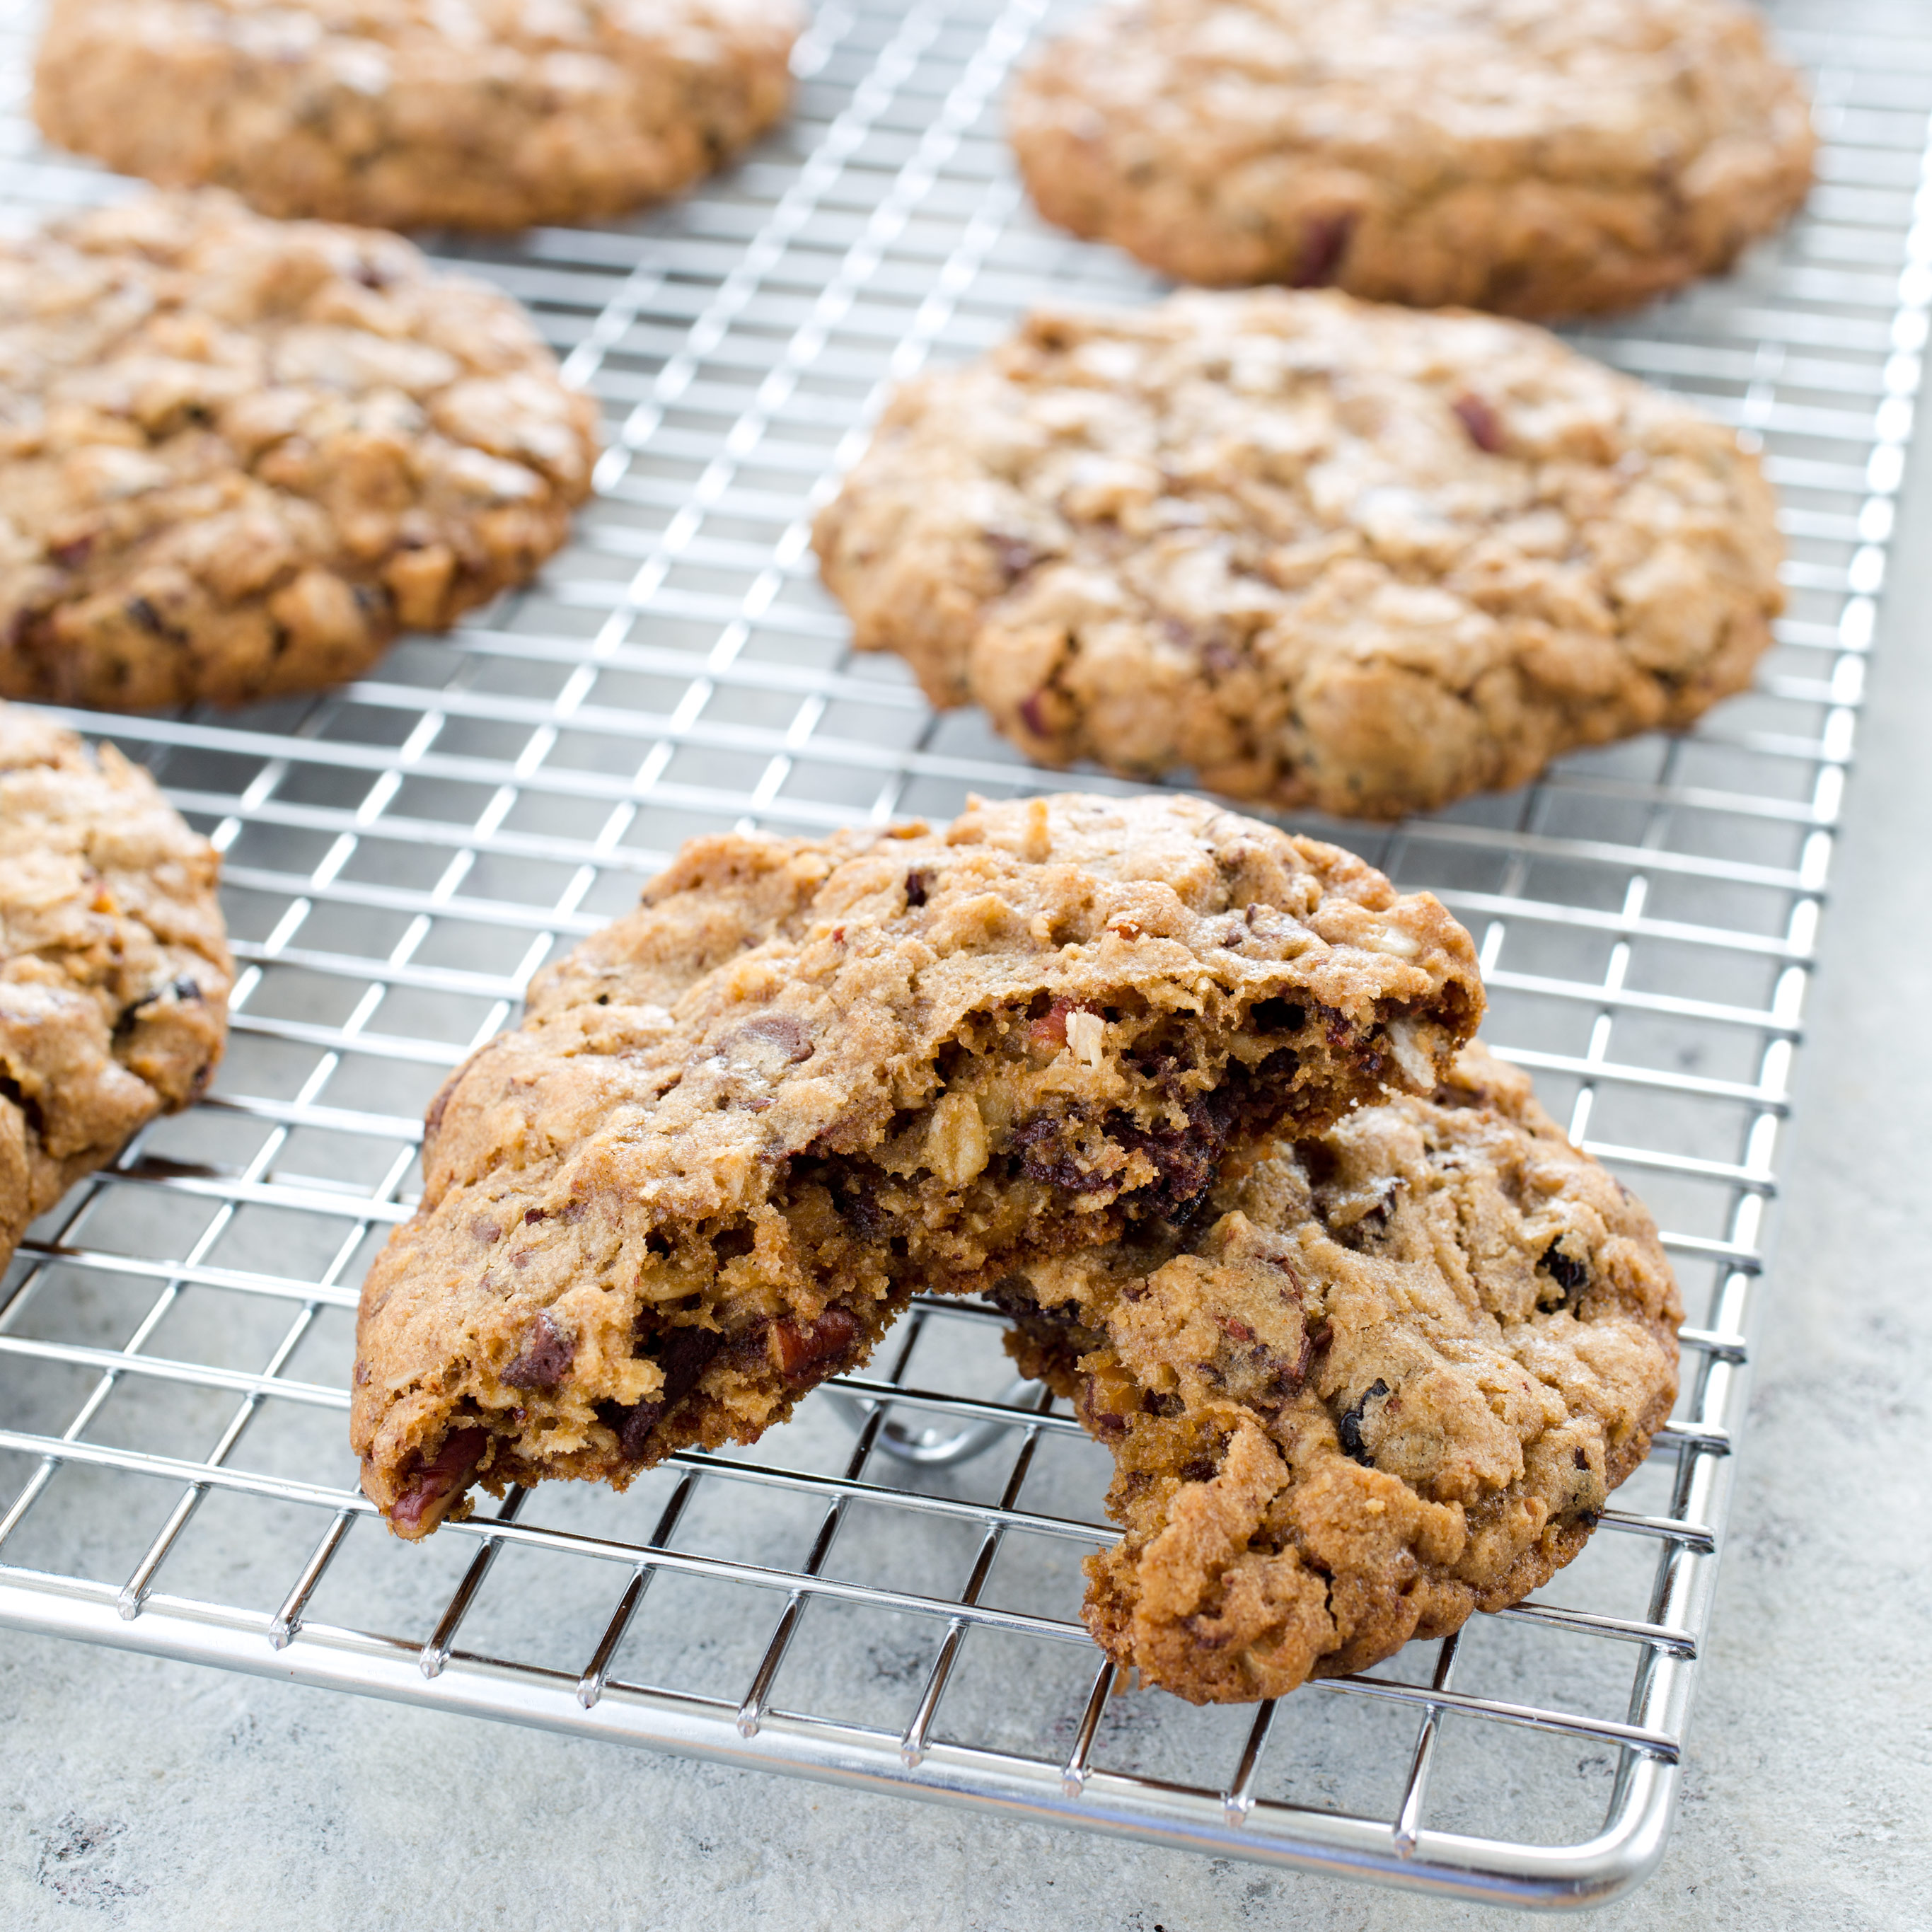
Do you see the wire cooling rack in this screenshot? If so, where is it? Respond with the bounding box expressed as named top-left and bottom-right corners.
top-left (0, 0), bottom-right (1924, 1907)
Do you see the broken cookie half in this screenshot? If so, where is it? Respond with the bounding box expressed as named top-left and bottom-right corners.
top-left (1001, 1041), bottom-right (1682, 1704)
top-left (352, 790), bottom-right (1482, 1536)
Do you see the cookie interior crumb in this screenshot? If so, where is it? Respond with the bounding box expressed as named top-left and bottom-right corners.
top-left (352, 792), bottom-right (1483, 1536)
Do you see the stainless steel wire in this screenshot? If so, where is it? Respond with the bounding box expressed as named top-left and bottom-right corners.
top-left (0, 0), bottom-right (1925, 1904)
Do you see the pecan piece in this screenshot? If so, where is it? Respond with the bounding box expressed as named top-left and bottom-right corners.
top-left (392, 1427), bottom-right (488, 1534)
top-left (770, 1307), bottom-right (861, 1384)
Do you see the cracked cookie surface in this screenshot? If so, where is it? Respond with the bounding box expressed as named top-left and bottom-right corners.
top-left (1010, 0), bottom-right (1814, 316)
top-left (814, 291), bottom-right (1783, 821)
top-left (352, 790), bottom-right (1482, 1537)
top-left (0, 191), bottom-right (598, 711)
top-left (1001, 1041), bottom-right (1680, 1703)
top-left (1, 704), bottom-right (233, 1268)
top-left (35, 0), bottom-right (801, 231)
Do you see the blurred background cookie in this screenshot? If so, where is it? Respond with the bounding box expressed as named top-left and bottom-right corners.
top-left (0, 191), bottom-right (598, 710)
top-left (0, 703), bottom-right (232, 1270)
top-left (1010, 0), bottom-right (1815, 316)
top-left (814, 290), bottom-right (1785, 821)
top-left (34, 0), bottom-right (802, 231)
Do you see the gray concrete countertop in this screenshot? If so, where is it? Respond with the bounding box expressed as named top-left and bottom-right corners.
top-left (4, 372), bottom-right (1931, 1932)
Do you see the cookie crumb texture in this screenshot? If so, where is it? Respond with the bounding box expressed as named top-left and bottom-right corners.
top-left (1010, 0), bottom-right (1814, 316)
top-left (0, 705), bottom-right (233, 1268)
top-left (1003, 1042), bottom-right (1681, 1703)
top-left (352, 792), bottom-right (1482, 1537)
top-left (35, 0), bottom-right (801, 231)
top-left (0, 192), bottom-right (597, 711)
top-left (814, 291), bottom-right (1784, 821)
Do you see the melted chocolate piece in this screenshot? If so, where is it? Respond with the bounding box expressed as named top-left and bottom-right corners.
top-left (606, 1326), bottom-right (726, 1459)
top-left (1336, 1378), bottom-right (1390, 1464)
top-left (502, 1311), bottom-right (575, 1389)
top-left (1539, 1242), bottom-right (1590, 1307)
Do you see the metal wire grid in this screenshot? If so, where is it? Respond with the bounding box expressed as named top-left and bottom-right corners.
top-left (0, 0), bottom-right (1924, 1906)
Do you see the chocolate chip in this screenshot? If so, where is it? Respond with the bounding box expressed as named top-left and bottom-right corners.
top-left (655, 1324), bottom-right (724, 1401)
top-left (1111, 1097), bottom-right (1225, 1220)
top-left (502, 1312), bottom-right (575, 1389)
top-left (125, 595), bottom-right (163, 635)
top-left (113, 975), bottom-right (207, 1036)
top-left (1292, 211), bottom-right (1357, 288)
top-left (470, 1215), bottom-right (501, 1244)
top-left (1452, 393), bottom-right (1505, 454)
top-left (49, 533), bottom-right (93, 568)
top-left (602, 1399), bottom-right (659, 1462)
top-left (392, 1426), bottom-right (487, 1532)
top-left (1336, 1379), bottom-right (1390, 1464)
top-left (523, 1207), bottom-right (549, 1225)
top-left (1012, 1111), bottom-right (1118, 1194)
top-left (799, 1156), bottom-right (884, 1235)
top-left (604, 1325), bottom-right (724, 1460)
top-left (990, 1286), bottom-right (1104, 1355)
top-left (1019, 690), bottom-right (1054, 739)
top-left (1338, 1182), bottom-right (1398, 1247)
top-left (1179, 1455), bottom-right (1219, 1483)
top-left (903, 868), bottom-right (930, 907)
top-left (1572, 1445), bottom-right (1590, 1471)
top-left (1539, 1242), bottom-right (1590, 1305)
top-left (1143, 1390), bottom-right (1184, 1419)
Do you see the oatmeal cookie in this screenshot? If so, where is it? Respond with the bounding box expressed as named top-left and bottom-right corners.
top-left (1001, 1041), bottom-right (1680, 1703)
top-left (34, 0), bottom-right (801, 231)
top-left (0, 705), bottom-right (233, 1268)
top-left (352, 790), bottom-right (1482, 1537)
top-left (0, 192), bottom-right (597, 712)
top-left (1009, 0), bottom-right (1814, 316)
top-left (814, 291), bottom-right (1783, 821)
